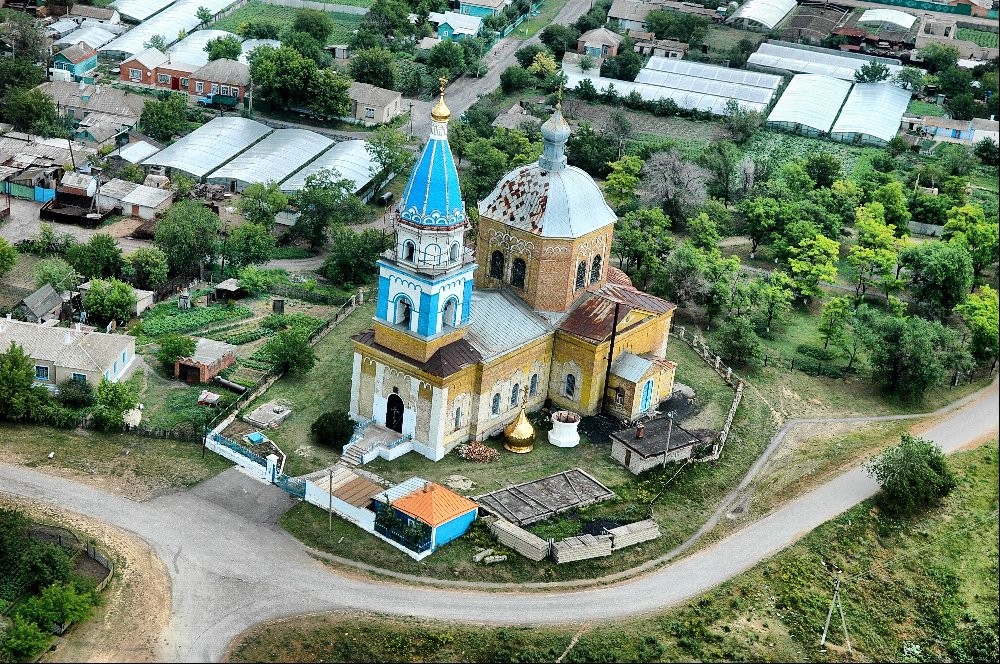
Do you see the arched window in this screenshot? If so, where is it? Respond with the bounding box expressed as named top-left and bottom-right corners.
top-left (510, 383), bottom-right (520, 407)
top-left (590, 255), bottom-right (602, 284)
top-left (454, 406), bottom-right (461, 431)
top-left (442, 297), bottom-right (458, 328)
top-left (402, 240), bottom-right (415, 261)
top-left (615, 386), bottom-right (625, 406)
top-left (565, 373), bottom-right (576, 398)
top-left (575, 261), bottom-right (586, 289)
top-left (449, 242), bottom-right (461, 262)
top-left (511, 258), bottom-right (526, 288)
top-left (529, 373), bottom-right (538, 396)
top-left (490, 250), bottom-right (505, 280)
top-left (395, 298), bottom-right (412, 328)
top-left (425, 243), bottom-right (442, 265)
top-left (491, 393), bottom-right (501, 416)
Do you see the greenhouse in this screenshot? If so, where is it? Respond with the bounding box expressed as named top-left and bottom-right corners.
top-left (167, 30), bottom-right (236, 67)
top-left (112, 0), bottom-right (178, 22)
top-left (766, 74), bottom-right (852, 136)
top-left (830, 83), bottom-right (911, 147)
top-left (726, 0), bottom-right (797, 31)
top-left (748, 41), bottom-right (902, 80)
top-left (858, 8), bottom-right (916, 31)
top-left (142, 117), bottom-right (272, 179)
top-left (101, 0), bottom-right (236, 58)
top-left (207, 129), bottom-right (334, 192)
top-left (281, 140), bottom-right (379, 198)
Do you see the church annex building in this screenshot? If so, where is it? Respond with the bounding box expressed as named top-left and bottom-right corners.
top-left (349, 86), bottom-right (679, 462)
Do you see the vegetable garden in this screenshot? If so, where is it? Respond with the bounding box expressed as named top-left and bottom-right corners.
top-left (210, 2), bottom-right (364, 45)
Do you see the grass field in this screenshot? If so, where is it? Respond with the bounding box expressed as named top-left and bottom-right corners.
top-left (957, 27), bottom-right (999, 48)
top-left (0, 423), bottom-right (229, 501)
top-left (0, 252), bottom-right (40, 309)
top-left (907, 98), bottom-right (947, 117)
top-left (701, 26), bottom-right (766, 62)
top-left (210, 2), bottom-right (363, 45)
top-left (517, 0), bottom-right (572, 39)
top-left (229, 440), bottom-right (1000, 663)
top-left (740, 131), bottom-right (879, 180)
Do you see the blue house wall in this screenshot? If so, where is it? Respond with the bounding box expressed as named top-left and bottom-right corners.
top-left (432, 508), bottom-right (477, 548)
top-left (53, 53), bottom-right (98, 80)
top-left (459, 2), bottom-right (500, 17)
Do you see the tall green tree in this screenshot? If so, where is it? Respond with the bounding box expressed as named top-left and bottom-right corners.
top-left (366, 124), bottom-right (414, 177)
top-left (125, 247), bottom-right (169, 290)
top-left (854, 61), bottom-right (890, 83)
top-left (32, 257), bottom-right (76, 291)
top-left (83, 278), bottom-right (136, 323)
top-left (238, 181), bottom-right (287, 228)
top-left (264, 327), bottom-right (316, 375)
top-left (140, 93), bottom-right (188, 142)
top-left (956, 286), bottom-right (999, 367)
top-left (154, 201), bottom-right (221, 275)
top-left (292, 8), bottom-right (334, 42)
top-left (292, 168), bottom-right (367, 248)
top-left (717, 316), bottom-right (762, 367)
top-left (320, 227), bottom-right (391, 286)
top-left (788, 234), bottom-right (839, 300)
top-left (307, 68), bottom-right (352, 118)
top-left (196, 6), bottom-right (214, 25)
top-left (612, 207), bottom-right (672, 286)
top-left (818, 296), bottom-right (851, 349)
top-left (204, 34), bottom-right (242, 61)
top-left (858, 307), bottom-right (949, 401)
top-left (0, 342), bottom-right (46, 422)
top-left (942, 204), bottom-right (999, 281)
top-left (248, 46), bottom-right (316, 109)
top-left (349, 47), bottom-right (397, 90)
top-left (0, 237), bottom-right (16, 279)
top-left (3, 88), bottom-right (60, 136)
top-left (226, 222), bottom-right (275, 269)
top-left (66, 234), bottom-right (123, 279)
top-left (900, 241), bottom-right (973, 320)
top-left (753, 270), bottom-right (794, 333)
top-left (604, 155), bottom-right (643, 209)
top-left (738, 196), bottom-right (779, 256)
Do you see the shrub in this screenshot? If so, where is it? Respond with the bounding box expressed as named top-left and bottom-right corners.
top-left (56, 379), bottom-right (95, 408)
top-left (16, 582), bottom-right (95, 633)
top-left (0, 620), bottom-right (51, 661)
top-left (156, 335), bottom-right (196, 374)
top-left (865, 433), bottom-right (957, 517)
top-left (311, 409), bottom-right (354, 451)
top-left (263, 328), bottom-right (316, 375)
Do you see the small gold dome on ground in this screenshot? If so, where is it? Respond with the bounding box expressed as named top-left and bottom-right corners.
top-left (503, 406), bottom-right (535, 454)
top-left (431, 76), bottom-right (450, 122)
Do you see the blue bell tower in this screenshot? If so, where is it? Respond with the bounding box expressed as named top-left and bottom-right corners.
top-left (373, 79), bottom-right (477, 362)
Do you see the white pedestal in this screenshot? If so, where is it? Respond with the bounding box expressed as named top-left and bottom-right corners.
top-left (548, 411), bottom-right (581, 448)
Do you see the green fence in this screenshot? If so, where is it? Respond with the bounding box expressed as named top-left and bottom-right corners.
top-left (867, 0), bottom-right (971, 15)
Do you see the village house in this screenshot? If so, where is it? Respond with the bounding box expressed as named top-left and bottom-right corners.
top-left (608, 0), bottom-right (719, 32)
top-left (348, 82), bottom-right (403, 125)
top-left (69, 4), bottom-right (121, 24)
top-left (187, 59), bottom-right (250, 102)
top-left (38, 81), bottom-right (146, 145)
top-left (428, 11), bottom-right (483, 40)
top-left (154, 60), bottom-right (200, 93)
top-left (458, 0), bottom-right (508, 17)
top-left (577, 27), bottom-right (623, 58)
top-left (78, 281), bottom-right (156, 317)
top-left (174, 338), bottom-right (238, 383)
top-left (120, 48), bottom-right (170, 86)
top-left (0, 317), bottom-right (136, 387)
top-left (628, 31), bottom-right (687, 58)
top-left (51, 42), bottom-right (98, 82)
top-left (94, 178), bottom-right (173, 220)
top-left (610, 418), bottom-right (708, 475)
top-left (14, 285), bottom-right (64, 324)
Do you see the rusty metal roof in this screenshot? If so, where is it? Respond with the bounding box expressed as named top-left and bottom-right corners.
top-left (559, 284), bottom-right (675, 343)
top-left (353, 329), bottom-right (482, 379)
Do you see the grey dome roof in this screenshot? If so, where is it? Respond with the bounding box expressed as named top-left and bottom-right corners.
top-left (478, 162), bottom-right (616, 239)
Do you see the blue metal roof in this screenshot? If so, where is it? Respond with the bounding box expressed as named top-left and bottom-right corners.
top-left (398, 131), bottom-right (464, 227)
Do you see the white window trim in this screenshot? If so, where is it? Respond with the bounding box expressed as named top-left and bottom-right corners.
top-left (157, 73), bottom-right (170, 83)
top-left (195, 81), bottom-right (204, 93)
top-left (129, 68), bottom-right (142, 80)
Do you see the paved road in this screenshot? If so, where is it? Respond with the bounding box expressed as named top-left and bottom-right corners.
top-left (1, 381), bottom-right (994, 662)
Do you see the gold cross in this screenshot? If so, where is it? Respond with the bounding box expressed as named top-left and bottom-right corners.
top-left (439, 76), bottom-right (448, 95)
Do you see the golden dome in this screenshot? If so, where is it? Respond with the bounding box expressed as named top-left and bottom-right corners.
top-left (431, 76), bottom-right (450, 122)
top-left (503, 406), bottom-right (535, 454)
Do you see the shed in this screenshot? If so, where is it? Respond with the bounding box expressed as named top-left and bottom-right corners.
top-left (175, 337), bottom-right (238, 383)
top-left (58, 171), bottom-right (98, 198)
top-left (610, 418), bottom-right (708, 475)
top-left (214, 278), bottom-right (243, 300)
top-left (14, 284), bottom-right (64, 323)
top-left (577, 27), bottom-right (623, 58)
top-left (78, 281), bottom-right (155, 316)
top-left (386, 481), bottom-right (478, 550)
top-left (348, 82), bottom-right (403, 125)
top-left (96, 178), bottom-right (173, 220)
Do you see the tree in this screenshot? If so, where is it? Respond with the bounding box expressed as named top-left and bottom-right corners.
top-left (140, 93), bottom-right (187, 142)
top-left (653, 242), bottom-right (708, 307)
top-left (156, 335), bottom-right (196, 374)
top-left (612, 207), bottom-right (672, 285)
top-left (645, 9), bottom-right (708, 42)
top-left (717, 316), bottom-right (762, 366)
top-left (0, 57), bottom-right (44, 98)
top-left (641, 149), bottom-right (710, 222)
top-left (0, 237), bottom-right (16, 280)
top-left (56, 377), bottom-right (95, 408)
top-left (126, 247), bottom-right (169, 290)
top-left (144, 35), bottom-right (167, 51)
top-left (249, 45), bottom-right (316, 109)
top-left (238, 181), bottom-right (287, 228)
top-left (942, 204), bottom-right (999, 280)
top-left (33, 257), bottom-right (75, 291)
top-left (720, 100), bottom-right (763, 145)
top-left (974, 137), bottom-right (999, 166)
top-left (0, 342), bottom-right (46, 422)
top-left (947, 93), bottom-right (977, 122)
top-left (698, 141), bottom-right (739, 202)
top-left (307, 68), bottom-right (351, 118)
top-left (600, 49), bottom-right (643, 81)
top-left (539, 24), bottom-right (580, 58)
top-left (320, 227), bottom-right (391, 286)
top-left (605, 155), bottom-right (643, 209)
top-left (528, 50), bottom-right (558, 77)
top-left (0, 10), bottom-right (47, 62)
top-left (66, 234), bottom-right (123, 279)
top-left (292, 168), bottom-right (363, 248)
top-left (803, 151), bottom-right (842, 189)
top-left (515, 44), bottom-right (550, 69)
top-left (858, 307), bottom-right (948, 400)
top-left (854, 60), bottom-right (890, 83)
top-left (602, 111), bottom-right (632, 160)
top-left (172, 174), bottom-right (194, 198)
top-left (0, 619), bottom-right (50, 662)
top-left (311, 409), bottom-right (354, 451)
top-left (871, 181), bottom-right (909, 230)
top-left (349, 47), bottom-right (397, 90)
top-left (205, 34), bottom-right (242, 61)
top-left (566, 123), bottom-right (616, 177)
top-left (893, 66), bottom-right (925, 93)
top-left (154, 200), bottom-right (221, 275)
top-left (865, 433), bottom-right (956, 516)
top-left (292, 8), bottom-right (334, 42)
top-left (366, 124), bottom-right (413, 178)
top-left (956, 286), bottom-right (999, 367)
top-left (3, 88), bottom-right (61, 137)
top-left (818, 296), bottom-right (851, 349)
top-left (900, 241), bottom-right (973, 319)
top-left (579, 54), bottom-right (596, 72)
top-left (500, 65), bottom-right (535, 93)
top-left (91, 377), bottom-right (137, 432)
top-left (738, 196), bottom-right (779, 256)
top-left (83, 278), bottom-right (136, 323)
top-left (687, 212), bottom-right (720, 252)
top-left (16, 582), bottom-right (95, 633)
top-left (226, 222), bottom-right (275, 269)
top-left (196, 5), bottom-right (214, 25)
top-left (429, 40), bottom-right (466, 76)
top-left (118, 164), bottom-right (146, 185)
top-left (265, 328), bottom-right (316, 375)
top-left (917, 43), bottom-right (959, 73)
top-left (789, 234), bottom-right (839, 300)
top-left (754, 270), bottom-right (794, 333)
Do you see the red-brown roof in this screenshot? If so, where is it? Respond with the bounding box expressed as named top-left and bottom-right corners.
top-left (559, 284), bottom-right (675, 343)
top-left (392, 482), bottom-right (478, 527)
top-left (353, 329), bottom-right (482, 379)
top-left (606, 266), bottom-right (634, 288)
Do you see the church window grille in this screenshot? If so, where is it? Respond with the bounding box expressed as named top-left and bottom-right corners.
top-left (491, 393), bottom-right (501, 416)
top-left (575, 261), bottom-right (586, 289)
top-left (590, 255), bottom-right (602, 284)
top-left (511, 258), bottom-right (526, 288)
top-left (529, 373), bottom-right (538, 396)
top-left (615, 387), bottom-right (625, 406)
top-left (565, 374), bottom-right (576, 398)
top-left (454, 407), bottom-right (461, 431)
top-left (510, 383), bottom-right (520, 407)
top-left (490, 250), bottom-right (505, 280)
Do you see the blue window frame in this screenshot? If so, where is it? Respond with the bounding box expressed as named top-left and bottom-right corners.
top-left (640, 379), bottom-right (654, 412)
top-left (34, 365), bottom-right (50, 381)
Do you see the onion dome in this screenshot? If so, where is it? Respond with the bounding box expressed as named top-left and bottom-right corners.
top-left (539, 102), bottom-right (570, 171)
top-left (503, 406), bottom-right (535, 454)
top-left (397, 79), bottom-right (464, 227)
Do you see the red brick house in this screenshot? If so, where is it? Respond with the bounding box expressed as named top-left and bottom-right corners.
top-left (154, 61), bottom-right (199, 92)
top-left (174, 338), bottom-right (237, 384)
top-left (187, 59), bottom-right (250, 102)
top-left (119, 48), bottom-right (169, 86)
top-left (119, 53), bottom-right (249, 103)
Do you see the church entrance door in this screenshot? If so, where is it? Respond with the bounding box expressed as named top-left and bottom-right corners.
top-left (386, 394), bottom-right (404, 433)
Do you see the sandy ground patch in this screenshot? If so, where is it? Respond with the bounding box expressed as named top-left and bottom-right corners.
top-left (0, 495), bottom-right (171, 663)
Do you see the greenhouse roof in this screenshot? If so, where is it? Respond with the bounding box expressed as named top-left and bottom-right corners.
top-left (727, 0), bottom-right (796, 29)
top-left (748, 41), bottom-right (902, 80)
top-left (766, 74), bottom-right (852, 133)
top-left (56, 25), bottom-right (117, 50)
top-left (858, 8), bottom-right (916, 30)
top-left (238, 39), bottom-right (280, 64)
top-left (102, 0), bottom-right (236, 57)
top-left (141, 116), bottom-right (271, 178)
top-left (281, 139), bottom-right (376, 193)
top-left (112, 0), bottom-right (177, 22)
top-left (208, 129), bottom-right (334, 186)
top-left (831, 82), bottom-right (910, 143)
top-left (167, 29), bottom-right (236, 67)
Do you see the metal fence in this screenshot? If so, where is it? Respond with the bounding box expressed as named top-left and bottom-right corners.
top-left (374, 523), bottom-right (432, 553)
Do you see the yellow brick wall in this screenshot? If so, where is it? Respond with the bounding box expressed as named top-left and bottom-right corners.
top-left (373, 322), bottom-right (466, 364)
top-left (470, 335), bottom-right (552, 439)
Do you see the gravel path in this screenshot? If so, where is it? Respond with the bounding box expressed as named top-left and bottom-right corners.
top-left (1, 381), bottom-right (994, 662)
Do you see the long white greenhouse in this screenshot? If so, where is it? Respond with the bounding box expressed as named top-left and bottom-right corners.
top-left (858, 8), bottom-right (917, 31)
top-left (748, 41), bottom-right (902, 81)
top-left (281, 140), bottom-right (378, 197)
top-left (207, 129), bottom-right (335, 192)
top-left (142, 117), bottom-right (272, 179)
top-left (726, 0), bottom-right (797, 31)
top-left (167, 30), bottom-right (236, 67)
top-left (111, 0), bottom-right (177, 22)
top-left (101, 0), bottom-right (237, 58)
top-left (766, 74), bottom-right (852, 136)
top-left (830, 83), bottom-right (911, 147)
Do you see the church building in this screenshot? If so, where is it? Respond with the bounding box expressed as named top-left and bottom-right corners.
top-left (349, 85), bottom-right (678, 461)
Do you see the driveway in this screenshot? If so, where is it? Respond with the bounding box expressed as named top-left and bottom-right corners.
top-left (0, 197), bottom-right (154, 255)
top-left (1, 381), bottom-right (995, 662)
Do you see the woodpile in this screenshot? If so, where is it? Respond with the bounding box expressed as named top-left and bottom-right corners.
top-left (551, 534), bottom-right (613, 564)
top-left (607, 519), bottom-right (661, 550)
top-left (488, 518), bottom-right (550, 561)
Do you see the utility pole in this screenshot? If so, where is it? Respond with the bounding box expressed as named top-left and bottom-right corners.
top-left (820, 576), bottom-right (852, 654)
top-left (328, 468), bottom-right (333, 531)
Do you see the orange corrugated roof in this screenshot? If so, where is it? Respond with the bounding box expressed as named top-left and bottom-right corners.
top-left (391, 483), bottom-right (478, 527)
